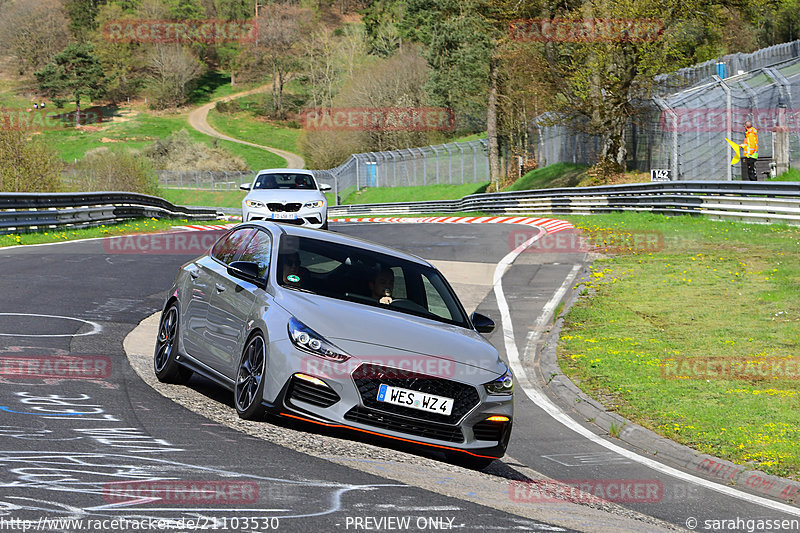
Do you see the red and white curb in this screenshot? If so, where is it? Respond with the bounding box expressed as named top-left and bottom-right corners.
top-left (173, 216), bottom-right (575, 235)
top-left (330, 216), bottom-right (574, 234)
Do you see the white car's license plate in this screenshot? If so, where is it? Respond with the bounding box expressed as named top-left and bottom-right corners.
top-left (272, 213), bottom-right (296, 220)
top-left (377, 384), bottom-right (453, 416)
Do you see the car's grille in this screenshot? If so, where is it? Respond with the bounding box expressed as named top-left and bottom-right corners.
top-left (472, 420), bottom-right (505, 442)
top-left (287, 377), bottom-right (340, 408)
top-left (268, 203), bottom-right (301, 212)
top-left (344, 406), bottom-right (464, 443)
top-left (351, 363), bottom-right (480, 425)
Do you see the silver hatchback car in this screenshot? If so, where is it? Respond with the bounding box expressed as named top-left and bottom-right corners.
top-left (154, 222), bottom-right (514, 466)
top-left (241, 169), bottom-right (331, 229)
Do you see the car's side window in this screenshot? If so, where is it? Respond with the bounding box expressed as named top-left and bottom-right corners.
top-left (211, 228), bottom-right (256, 265)
top-left (238, 230), bottom-right (272, 278)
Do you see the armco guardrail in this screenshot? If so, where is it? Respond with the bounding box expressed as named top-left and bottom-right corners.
top-left (0, 192), bottom-right (221, 234)
top-left (329, 181), bottom-right (800, 225)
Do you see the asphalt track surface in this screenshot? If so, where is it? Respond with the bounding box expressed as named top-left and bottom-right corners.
top-left (0, 222), bottom-right (798, 533)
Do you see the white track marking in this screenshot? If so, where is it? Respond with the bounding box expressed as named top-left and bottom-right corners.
top-left (0, 313), bottom-right (102, 337)
top-left (493, 230), bottom-right (800, 516)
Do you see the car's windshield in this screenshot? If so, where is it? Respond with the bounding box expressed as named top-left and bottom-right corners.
top-left (276, 235), bottom-right (469, 328)
top-left (253, 173), bottom-right (317, 190)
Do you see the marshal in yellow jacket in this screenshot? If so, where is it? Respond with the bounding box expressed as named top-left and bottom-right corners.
top-left (742, 126), bottom-right (759, 158)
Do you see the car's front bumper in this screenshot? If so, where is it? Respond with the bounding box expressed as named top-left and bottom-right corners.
top-left (263, 339), bottom-right (513, 458)
top-left (243, 208), bottom-right (326, 228)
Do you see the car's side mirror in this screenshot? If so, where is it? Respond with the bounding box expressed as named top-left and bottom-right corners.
top-left (471, 312), bottom-right (495, 333)
top-left (319, 183), bottom-right (332, 191)
top-left (240, 183), bottom-right (252, 191)
top-left (227, 261), bottom-right (265, 288)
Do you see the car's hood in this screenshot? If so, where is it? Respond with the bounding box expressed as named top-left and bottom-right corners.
top-left (275, 290), bottom-right (504, 375)
top-left (245, 189), bottom-right (324, 203)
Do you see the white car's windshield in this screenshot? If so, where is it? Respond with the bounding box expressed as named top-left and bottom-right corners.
top-left (276, 235), bottom-right (469, 328)
top-left (253, 173), bottom-right (317, 190)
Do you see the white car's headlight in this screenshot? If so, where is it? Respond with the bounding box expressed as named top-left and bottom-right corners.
top-left (288, 317), bottom-right (349, 362)
top-left (246, 200), bottom-right (264, 208)
top-left (484, 369), bottom-right (514, 395)
top-left (303, 200), bottom-right (324, 209)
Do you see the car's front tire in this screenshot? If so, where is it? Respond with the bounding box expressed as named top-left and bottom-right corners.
top-left (234, 333), bottom-right (268, 420)
top-left (154, 303), bottom-right (192, 384)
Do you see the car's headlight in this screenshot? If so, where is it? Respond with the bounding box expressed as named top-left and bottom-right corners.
top-left (288, 317), bottom-right (349, 362)
top-left (484, 369), bottom-right (513, 395)
top-left (246, 200), bottom-right (264, 208)
top-left (303, 200), bottom-right (324, 209)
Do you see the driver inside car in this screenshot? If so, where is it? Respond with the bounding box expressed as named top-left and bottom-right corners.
top-left (369, 268), bottom-right (394, 304)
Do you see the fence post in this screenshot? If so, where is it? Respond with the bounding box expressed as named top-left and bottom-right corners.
top-left (456, 143), bottom-right (465, 183)
top-left (472, 142), bottom-right (478, 182)
top-left (422, 147), bottom-right (428, 185)
top-left (431, 145), bottom-right (440, 184)
top-left (713, 75), bottom-right (733, 181)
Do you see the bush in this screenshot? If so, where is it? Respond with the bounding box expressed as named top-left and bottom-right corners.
top-left (0, 129), bottom-right (63, 192)
top-left (71, 148), bottom-right (159, 195)
top-left (141, 129), bottom-right (248, 171)
top-left (214, 100), bottom-right (240, 114)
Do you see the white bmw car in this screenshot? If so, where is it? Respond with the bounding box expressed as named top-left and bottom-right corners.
top-left (241, 169), bottom-right (331, 229)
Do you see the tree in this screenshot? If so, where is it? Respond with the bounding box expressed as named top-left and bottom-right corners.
top-left (0, 0), bottom-right (70, 73)
top-left (0, 128), bottom-right (63, 192)
top-left (36, 43), bottom-right (107, 126)
top-left (362, 0), bottom-right (406, 57)
top-left (91, 3), bottom-right (146, 103)
top-left (240, 4), bottom-right (314, 118)
top-left (146, 44), bottom-right (204, 109)
top-left (64, 0), bottom-right (107, 41)
top-left (534, 0), bottom-right (734, 170)
top-left (402, 0), bottom-right (505, 184)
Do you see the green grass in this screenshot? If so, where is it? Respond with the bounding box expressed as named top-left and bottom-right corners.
top-left (207, 108), bottom-right (301, 154)
top-left (343, 182), bottom-right (489, 205)
top-left (188, 71), bottom-right (256, 104)
top-left (557, 212), bottom-right (800, 479)
top-left (506, 163), bottom-right (589, 191)
top-left (770, 168), bottom-right (800, 181)
top-left (36, 110), bottom-right (285, 169)
top-left (0, 217), bottom-right (212, 247)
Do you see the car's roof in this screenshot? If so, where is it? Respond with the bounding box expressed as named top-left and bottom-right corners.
top-left (243, 221), bottom-right (432, 267)
top-left (254, 168), bottom-right (314, 176)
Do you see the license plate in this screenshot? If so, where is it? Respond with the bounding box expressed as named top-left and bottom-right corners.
top-left (377, 384), bottom-right (453, 416)
top-left (272, 213), bottom-right (296, 220)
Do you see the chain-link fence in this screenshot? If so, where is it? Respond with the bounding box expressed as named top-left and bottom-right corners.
top-left (535, 40), bottom-right (800, 180)
top-left (312, 139), bottom-right (490, 202)
top-left (157, 170), bottom-right (254, 190)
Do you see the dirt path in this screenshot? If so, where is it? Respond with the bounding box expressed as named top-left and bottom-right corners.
top-left (187, 84), bottom-right (306, 169)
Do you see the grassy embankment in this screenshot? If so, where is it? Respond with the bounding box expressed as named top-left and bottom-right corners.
top-left (557, 213), bottom-right (800, 479)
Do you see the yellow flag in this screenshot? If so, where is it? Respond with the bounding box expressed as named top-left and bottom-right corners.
top-left (725, 138), bottom-right (741, 165)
